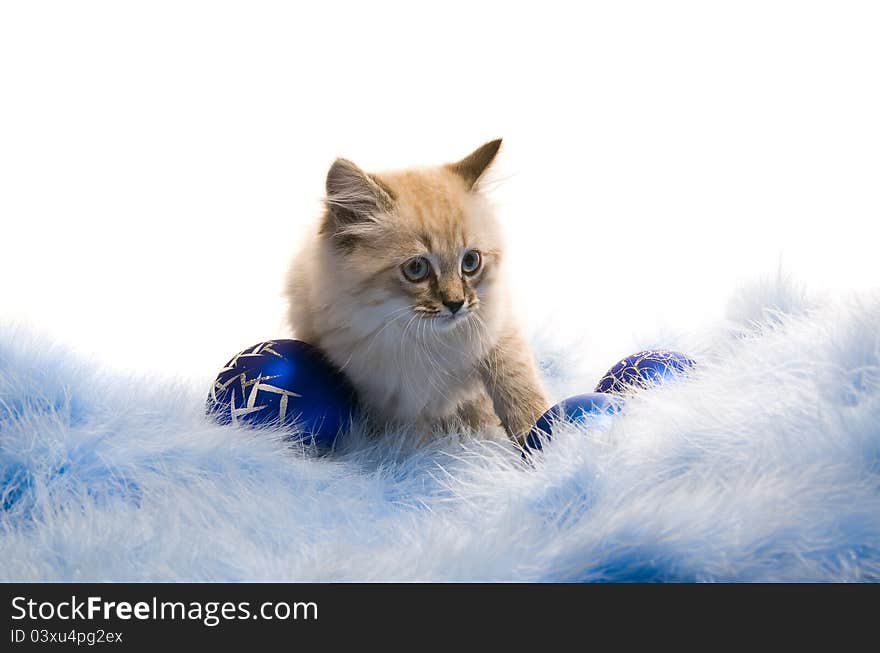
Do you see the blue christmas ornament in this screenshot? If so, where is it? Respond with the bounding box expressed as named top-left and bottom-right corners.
top-left (524, 392), bottom-right (624, 452)
top-left (594, 349), bottom-right (695, 395)
top-left (524, 350), bottom-right (695, 454)
top-left (206, 339), bottom-right (358, 449)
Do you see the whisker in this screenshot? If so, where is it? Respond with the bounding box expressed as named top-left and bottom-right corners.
top-left (339, 306), bottom-right (412, 371)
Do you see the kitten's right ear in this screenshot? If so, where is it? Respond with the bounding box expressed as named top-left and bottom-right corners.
top-left (322, 158), bottom-right (395, 241)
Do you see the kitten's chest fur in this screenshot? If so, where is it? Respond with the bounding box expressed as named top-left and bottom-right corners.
top-left (302, 301), bottom-right (495, 426)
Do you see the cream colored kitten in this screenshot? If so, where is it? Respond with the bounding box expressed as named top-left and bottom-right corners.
top-left (285, 140), bottom-right (548, 442)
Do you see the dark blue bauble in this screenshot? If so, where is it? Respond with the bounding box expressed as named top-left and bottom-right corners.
top-left (524, 392), bottom-right (624, 452)
top-left (206, 339), bottom-right (358, 449)
top-left (594, 349), bottom-right (695, 395)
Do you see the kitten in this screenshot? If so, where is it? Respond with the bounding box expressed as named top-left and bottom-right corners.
top-left (284, 139), bottom-right (548, 442)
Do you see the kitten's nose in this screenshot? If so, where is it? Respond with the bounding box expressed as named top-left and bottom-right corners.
top-left (443, 299), bottom-right (464, 315)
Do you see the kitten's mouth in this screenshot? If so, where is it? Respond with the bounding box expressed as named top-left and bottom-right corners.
top-left (435, 310), bottom-right (471, 329)
top-left (413, 307), bottom-right (473, 330)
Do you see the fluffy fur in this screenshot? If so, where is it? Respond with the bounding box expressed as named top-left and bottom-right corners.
top-left (1, 278), bottom-right (879, 581)
top-left (285, 141), bottom-right (548, 440)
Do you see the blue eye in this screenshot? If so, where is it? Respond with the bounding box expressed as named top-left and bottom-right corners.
top-left (402, 256), bottom-right (431, 282)
top-left (461, 249), bottom-right (482, 275)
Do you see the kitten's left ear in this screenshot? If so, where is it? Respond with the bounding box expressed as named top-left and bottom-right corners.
top-left (446, 138), bottom-right (502, 191)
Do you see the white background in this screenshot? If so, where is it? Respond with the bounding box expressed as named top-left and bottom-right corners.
top-left (1, 1), bottom-right (878, 381)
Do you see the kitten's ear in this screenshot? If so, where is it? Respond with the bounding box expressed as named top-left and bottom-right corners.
top-left (323, 158), bottom-right (395, 233)
top-left (447, 139), bottom-right (502, 190)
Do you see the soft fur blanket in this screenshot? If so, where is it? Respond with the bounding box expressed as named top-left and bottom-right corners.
top-left (1, 278), bottom-right (878, 581)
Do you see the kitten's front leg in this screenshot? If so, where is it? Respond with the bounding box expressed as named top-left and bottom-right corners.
top-left (479, 328), bottom-right (549, 443)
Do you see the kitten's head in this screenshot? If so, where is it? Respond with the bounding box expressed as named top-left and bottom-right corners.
top-left (318, 140), bottom-right (508, 338)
